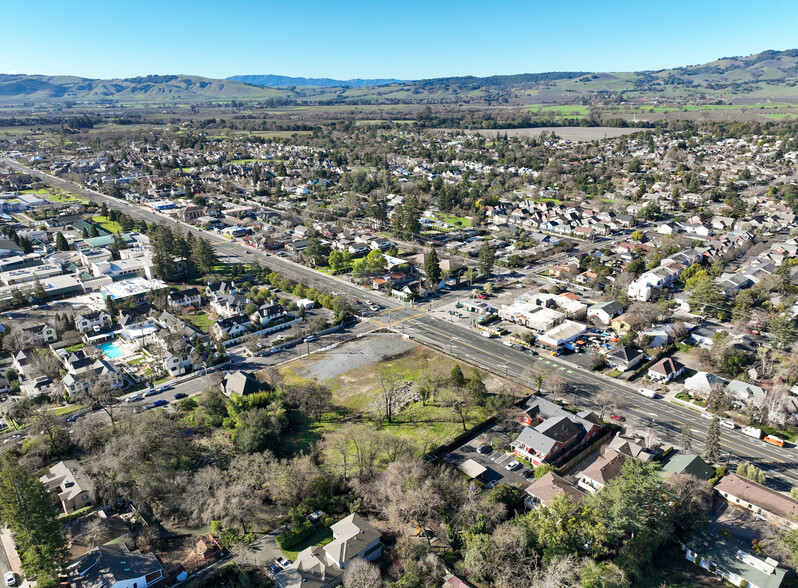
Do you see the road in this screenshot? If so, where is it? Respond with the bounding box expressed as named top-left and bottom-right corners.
top-left (5, 157), bottom-right (798, 488)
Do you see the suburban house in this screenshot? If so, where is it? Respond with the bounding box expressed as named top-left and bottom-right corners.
top-left (23, 375), bottom-right (54, 398)
top-left (715, 473), bottom-right (798, 529)
top-left (62, 360), bottom-right (124, 397)
top-left (587, 301), bottom-right (624, 325)
top-left (167, 287), bottom-right (202, 310)
top-left (610, 315), bottom-right (632, 336)
top-left (66, 543), bottom-right (164, 588)
top-left (682, 527), bottom-right (787, 588)
top-left (211, 293), bottom-right (250, 318)
top-left (161, 351), bottom-right (194, 377)
top-left (250, 302), bottom-right (287, 325)
top-left (605, 346), bottom-right (645, 372)
top-left (21, 323), bottom-right (57, 347)
top-left (647, 357), bottom-right (685, 382)
top-left (75, 310), bottom-right (112, 334)
top-left (524, 471), bottom-right (584, 509)
top-left (577, 449), bottom-right (627, 493)
top-left (220, 370), bottom-right (260, 397)
top-left (727, 380), bottom-right (767, 408)
top-left (40, 460), bottom-right (95, 514)
top-left (661, 454), bottom-right (715, 481)
top-left (212, 314), bottom-right (251, 339)
top-left (684, 371), bottom-right (728, 396)
top-left (274, 513), bottom-right (382, 588)
top-left (514, 397), bottom-right (603, 467)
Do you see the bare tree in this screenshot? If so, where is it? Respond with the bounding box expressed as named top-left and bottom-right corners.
top-left (706, 382), bottom-right (730, 414)
top-left (594, 389), bottom-right (622, 420)
top-left (377, 374), bottom-right (401, 423)
top-left (2, 327), bottom-right (25, 355)
top-left (283, 381), bottom-right (331, 422)
top-left (342, 558), bottom-right (383, 588)
top-left (82, 516), bottom-right (111, 548)
top-left (445, 387), bottom-right (476, 431)
top-left (75, 374), bottom-right (120, 427)
top-left (546, 371), bottom-right (566, 402)
top-left (30, 349), bottom-right (63, 380)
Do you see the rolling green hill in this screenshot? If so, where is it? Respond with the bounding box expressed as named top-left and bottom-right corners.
top-left (4, 50), bottom-right (798, 106)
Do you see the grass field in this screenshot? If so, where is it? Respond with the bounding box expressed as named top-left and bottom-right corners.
top-left (273, 343), bottom-right (506, 456)
top-left (91, 215), bottom-right (123, 233)
top-left (436, 213), bottom-right (472, 227)
top-left (52, 404), bottom-right (87, 416)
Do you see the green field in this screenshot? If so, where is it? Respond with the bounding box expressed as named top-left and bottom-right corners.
top-left (91, 215), bottom-right (123, 233)
top-left (182, 312), bottom-right (214, 331)
top-left (436, 213), bottom-right (472, 227)
top-left (272, 344), bottom-right (502, 456)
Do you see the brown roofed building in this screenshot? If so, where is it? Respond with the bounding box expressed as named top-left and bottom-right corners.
top-left (525, 471), bottom-right (584, 509)
top-left (715, 473), bottom-right (798, 529)
top-left (577, 450), bottom-right (627, 493)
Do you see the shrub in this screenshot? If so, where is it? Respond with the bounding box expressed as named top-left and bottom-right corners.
top-left (276, 520), bottom-right (315, 549)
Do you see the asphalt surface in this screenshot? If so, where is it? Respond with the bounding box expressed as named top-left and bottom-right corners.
top-left (5, 158), bottom-right (798, 489)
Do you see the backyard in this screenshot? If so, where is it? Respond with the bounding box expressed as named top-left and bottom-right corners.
top-left (91, 215), bottom-right (123, 233)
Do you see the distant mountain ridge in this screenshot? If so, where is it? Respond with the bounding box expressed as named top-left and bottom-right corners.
top-left (4, 50), bottom-right (798, 104)
top-left (227, 74), bottom-right (404, 88)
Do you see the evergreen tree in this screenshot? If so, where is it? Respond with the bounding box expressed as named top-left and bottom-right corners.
top-left (0, 454), bottom-right (69, 585)
top-left (689, 275), bottom-right (729, 320)
top-left (478, 243), bottom-right (495, 276)
top-left (55, 232), bottom-right (69, 252)
top-left (150, 224), bottom-right (176, 281)
top-left (191, 237), bottom-right (218, 276)
top-left (702, 417), bottom-right (721, 464)
top-left (110, 234), bottom-right (127, 260)
top-left (81, 226), bottom-right (89, 239)
top-left (424, 248), bottom-right (442, 285)
top-left (680, 425), bottom-right (692, 452)
top-left (32, 279), bottom-right (46, 302)
top-left (450, 364), bottom-right (466, 388)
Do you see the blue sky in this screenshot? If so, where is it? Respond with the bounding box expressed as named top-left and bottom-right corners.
top-left (3, 0), bottom-right (798, 80)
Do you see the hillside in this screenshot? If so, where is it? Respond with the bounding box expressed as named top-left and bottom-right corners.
top-left (4, 50), bottom-right (798, 105)
top-left (228, 74), bottom-right (403, 88)
top-left (0, 74), bottom-right (288, 104)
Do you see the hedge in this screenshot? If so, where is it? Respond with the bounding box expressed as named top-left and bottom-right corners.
top-left (276, 520), bottom-right (315, 549)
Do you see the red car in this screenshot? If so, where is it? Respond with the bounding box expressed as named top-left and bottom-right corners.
top-left (610, 414), bottom-right (624, 421)
top-left (476, 294), bottom-right (487, 299)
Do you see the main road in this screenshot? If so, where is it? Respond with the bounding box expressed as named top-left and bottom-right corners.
top-left (5, 157), bottom-right (798, 487)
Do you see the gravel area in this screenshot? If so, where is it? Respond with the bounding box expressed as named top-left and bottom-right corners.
top-left (297, 336), bottom-right (418, 381)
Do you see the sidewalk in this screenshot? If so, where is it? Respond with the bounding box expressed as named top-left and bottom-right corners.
top-left (0, 527), bottom-right (33, 587)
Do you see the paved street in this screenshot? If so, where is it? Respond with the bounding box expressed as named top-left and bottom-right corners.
top-left (6, 157), bottom-right (798, 489)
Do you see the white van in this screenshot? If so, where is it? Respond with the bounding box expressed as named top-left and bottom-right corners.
top-left (481, 331), bottom-right (493, 338)
top-left (502, 340), bottom-right (514, 347)
top-left (720, 420), bottom-right (736, 430)
top-left (637, 388), bottom-right (657, 399)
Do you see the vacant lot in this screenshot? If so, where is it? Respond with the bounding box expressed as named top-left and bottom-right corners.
top-left (268, 337), bottom-right (519, 454)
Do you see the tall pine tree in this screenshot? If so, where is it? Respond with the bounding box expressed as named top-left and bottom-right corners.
top-left (702, 417), bottom-right (721, 464)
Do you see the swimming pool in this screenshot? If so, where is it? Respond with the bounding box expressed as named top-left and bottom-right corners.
top-left (99, 341), bottom-right (123, 360)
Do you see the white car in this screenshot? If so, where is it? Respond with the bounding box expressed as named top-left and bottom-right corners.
top-left (4, 571), bottom-right (15, 586)
top-left (505, 460), bottom-right (522, 471)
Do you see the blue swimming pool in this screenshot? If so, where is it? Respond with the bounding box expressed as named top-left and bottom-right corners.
top-left (99, 341), bottom-right (123, 360)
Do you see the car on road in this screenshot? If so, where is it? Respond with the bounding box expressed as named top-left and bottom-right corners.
top-left (151, 400), bottom-right (168, 408)
top-left (609, 414), bottom-right (624, 421)
top-left (523, 265), bottom-right (532, 270)
top-left (5, 571), bottom-right (15, 586)
top-left (66, 413), bottom-right (83, 422)
top-left (125, 393), bottom-right (143, 403)
top-left (476, 294), bottom-right (487, 299)
top-left (143, 388), bottom-right (160, 397)
top-left (505, 460), bottom-right (522, 471)
top-left (476, 443), bottom-right (492, 455)
top-left (304, 336), bottom-right (318, 343)
top-left (173, 392), bottom-right (187, 400)
top-left (275, 557), bottom-right (292, 569)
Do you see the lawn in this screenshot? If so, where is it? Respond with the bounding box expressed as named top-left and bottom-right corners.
top-left (51, 404), bottom-right (88, 416)
top-left (436, 213), bottom-right (472, 228)
top-left (91, 216), bottom-right (123, 233)
top-left (280, 526), bottom-right (333, 560)
top-left (182, 312), bottom-right (215, 332)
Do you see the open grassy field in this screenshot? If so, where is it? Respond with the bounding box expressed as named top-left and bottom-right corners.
top-left (91, 215), bottom-right (123, 233)
top-left (268, 339), bottom-right (520, 456)
top-left (182, 311), bottom-right (214, 332)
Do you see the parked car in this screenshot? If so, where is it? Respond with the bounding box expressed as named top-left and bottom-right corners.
top-left (476, 444), bottom-right (492, 455)
top-left (505, 460), bottom-right (522, 471)
top-left (143, 388), bottom-right (160, 397)
top-left (609, 414), bottom-right (624, 421)
top-left (151, 400), bottom-right (168, 408)
top-left (268, 564), bottom-right (281, 575)
top-left (476, 294), bottom-right (487, 299)
top-left (173, 392), bottom-right (187, 400)
top-left (304, 336), bottom-right (318, 343)
top-left (125, 393), bottom-right (142, 403)
top-left (275, 557), bottom-right (292, 569)
top-left (5, 571), bottom-right (15, 586)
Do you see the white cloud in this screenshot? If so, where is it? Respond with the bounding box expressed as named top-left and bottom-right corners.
top-left (6, 70), bottom-right (19, 75)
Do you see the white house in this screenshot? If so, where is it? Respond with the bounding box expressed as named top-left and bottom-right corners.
top-left (75, 310), bottom-right (112, 334)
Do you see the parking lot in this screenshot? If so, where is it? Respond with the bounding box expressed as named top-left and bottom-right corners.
top-left (710, 501), bottom-right (768, 543)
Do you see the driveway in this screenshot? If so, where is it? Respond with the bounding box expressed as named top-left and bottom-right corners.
top-left (234, 526), bottom-right (286, 570)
